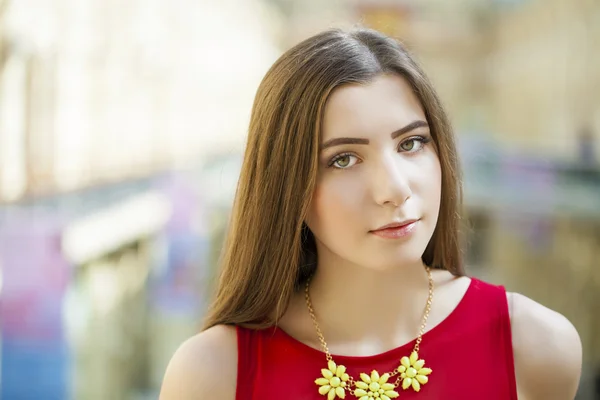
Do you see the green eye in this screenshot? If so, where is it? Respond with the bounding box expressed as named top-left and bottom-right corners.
top-left (401, 140), bottom-right (416, 151)
top-left (335, 156), bottom-right (351, 168)
top-left (399, 136), bottom-right (429, 153)
top-left (329, 153), bottom-right (358, 169)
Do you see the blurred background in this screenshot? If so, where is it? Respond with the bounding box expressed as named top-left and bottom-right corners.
top-left (0, 0), bottom-right (598, 398)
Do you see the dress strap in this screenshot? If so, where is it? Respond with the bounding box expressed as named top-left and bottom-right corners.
top-left (236, 325), bottom-right (258, 399)
top-left (497, 285), bottom-right (518, 400)
top-left (467, 278), bottom-right (518, 400)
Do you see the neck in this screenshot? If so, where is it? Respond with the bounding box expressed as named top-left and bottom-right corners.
top-left (306, 253), bottom-right (432, 356)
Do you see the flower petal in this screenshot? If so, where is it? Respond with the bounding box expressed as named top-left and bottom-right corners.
top-left (319, 385), bottom-right (331, 395)
top-left (328, 387), bottom-right (337, 400)
top-left (400, 357), bottom-right (411, 368)
top-left (359, 397), bottom-right (370, 400)
top-left (316, 378), bottom-right (330, 386)
top-left (410, 351), bottom-right (419, 365)
top-left (370, 370), bottom-right (380, 383)
top-left (360, 373), bottom-right (371, 383)
top-left (356, 381), bottom-right (369, 390)
top-left (342, 373), bottom-right (350, 382)
top-left (412, 379), bottom-right (421, 392)
top-left (414, 359), bottom-right (425, 370)
top-left (419, 368), bottom-right (432, 376)
top-left (336, 365), bottom-right (346, 377)
top-left (397, 365), bottom-right (406, 373)
top-left (379, 373), bottom-right (390, 384)
top-left (402, 378), bottom-right (412, 390)
top-left (328, 360), bottom-right (337, 373)
top-left (382, 396), bottom-right (391, 400)
top-left (385, 390), bottom-right (400, 398)
top-left (416, 375), bottom-right (428, 385)
top-left (335, 387), bottom-right (346, 398)
top-left (381, 383), bottom-right (395, 391)
top-left (354, 389), bottom-right (368, 397)
top-left (322, 369), bottom-right (334, 379)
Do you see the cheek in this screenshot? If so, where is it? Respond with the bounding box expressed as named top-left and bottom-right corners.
top-left (423, 156), bottom-right (442, 213)
top-left (307, 175), bottom-right (363, 235)
top-left (406, 152), bottom-right (442, 220)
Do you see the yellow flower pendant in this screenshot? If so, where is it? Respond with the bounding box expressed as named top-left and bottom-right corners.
top-left (397, 351), bottom-right (432, 392)
top-left (315, 360), bottom-right (350, 399)
top-left (314, 351), bottom-right (432, 399)
top-left (355, 370), bottom-right (399, 400)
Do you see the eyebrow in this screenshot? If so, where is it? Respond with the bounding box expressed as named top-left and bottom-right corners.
top-left (320, 120), bottom-right (429, 150)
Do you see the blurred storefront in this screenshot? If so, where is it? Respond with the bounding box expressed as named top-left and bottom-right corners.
top-left (0, 0), bottom-right (279, 204)
top-left (0, 0), bottom-right (279, 398)
top-left (460, 141), bottom-right (600, 398)
top-left (486, 0), bottom-right (600, 160)
top-left (0, 173), bottom-right (212, 399)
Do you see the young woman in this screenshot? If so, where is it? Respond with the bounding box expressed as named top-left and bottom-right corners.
top-left (159, 28), bottom-right (582, 400)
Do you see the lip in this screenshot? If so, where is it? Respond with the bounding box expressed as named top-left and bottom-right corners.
top-left (370, 219), bottom-right (419, 239)
top-left (372, 219), bottom-right (419, 231)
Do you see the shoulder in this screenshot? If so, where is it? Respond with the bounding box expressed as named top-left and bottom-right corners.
top-left (159, 324), bottom-right (238, 400)
top-left (507, 292), bottom-right (582, 400)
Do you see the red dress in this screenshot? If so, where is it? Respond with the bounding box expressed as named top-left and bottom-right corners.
top-left (236, 278), bottom-right (518, 400)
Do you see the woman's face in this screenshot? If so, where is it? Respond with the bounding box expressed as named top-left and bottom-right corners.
top-left (306, 74), bottom-right (442, 271)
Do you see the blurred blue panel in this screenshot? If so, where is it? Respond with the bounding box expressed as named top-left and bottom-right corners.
top-left (1, 340), bottom-right (69, 400)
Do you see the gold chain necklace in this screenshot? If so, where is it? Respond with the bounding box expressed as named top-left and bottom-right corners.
top-left (305, 267), bottom-right (434, 400)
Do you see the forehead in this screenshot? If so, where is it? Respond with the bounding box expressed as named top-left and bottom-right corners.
top-left (322, 74), bottom-right (426, 140)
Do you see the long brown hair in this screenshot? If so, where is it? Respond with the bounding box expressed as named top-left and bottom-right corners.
top-left (202, 28), bottom-right (464, 330)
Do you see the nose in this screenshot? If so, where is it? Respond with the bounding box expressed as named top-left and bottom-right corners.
top-left (371, 155), bottom-right (412, 207)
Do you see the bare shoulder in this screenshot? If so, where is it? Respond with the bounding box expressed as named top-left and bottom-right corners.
top-left (159, 324), bottom-right (238, 400)
top-left (508, 292), bottom-right (582, 400)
